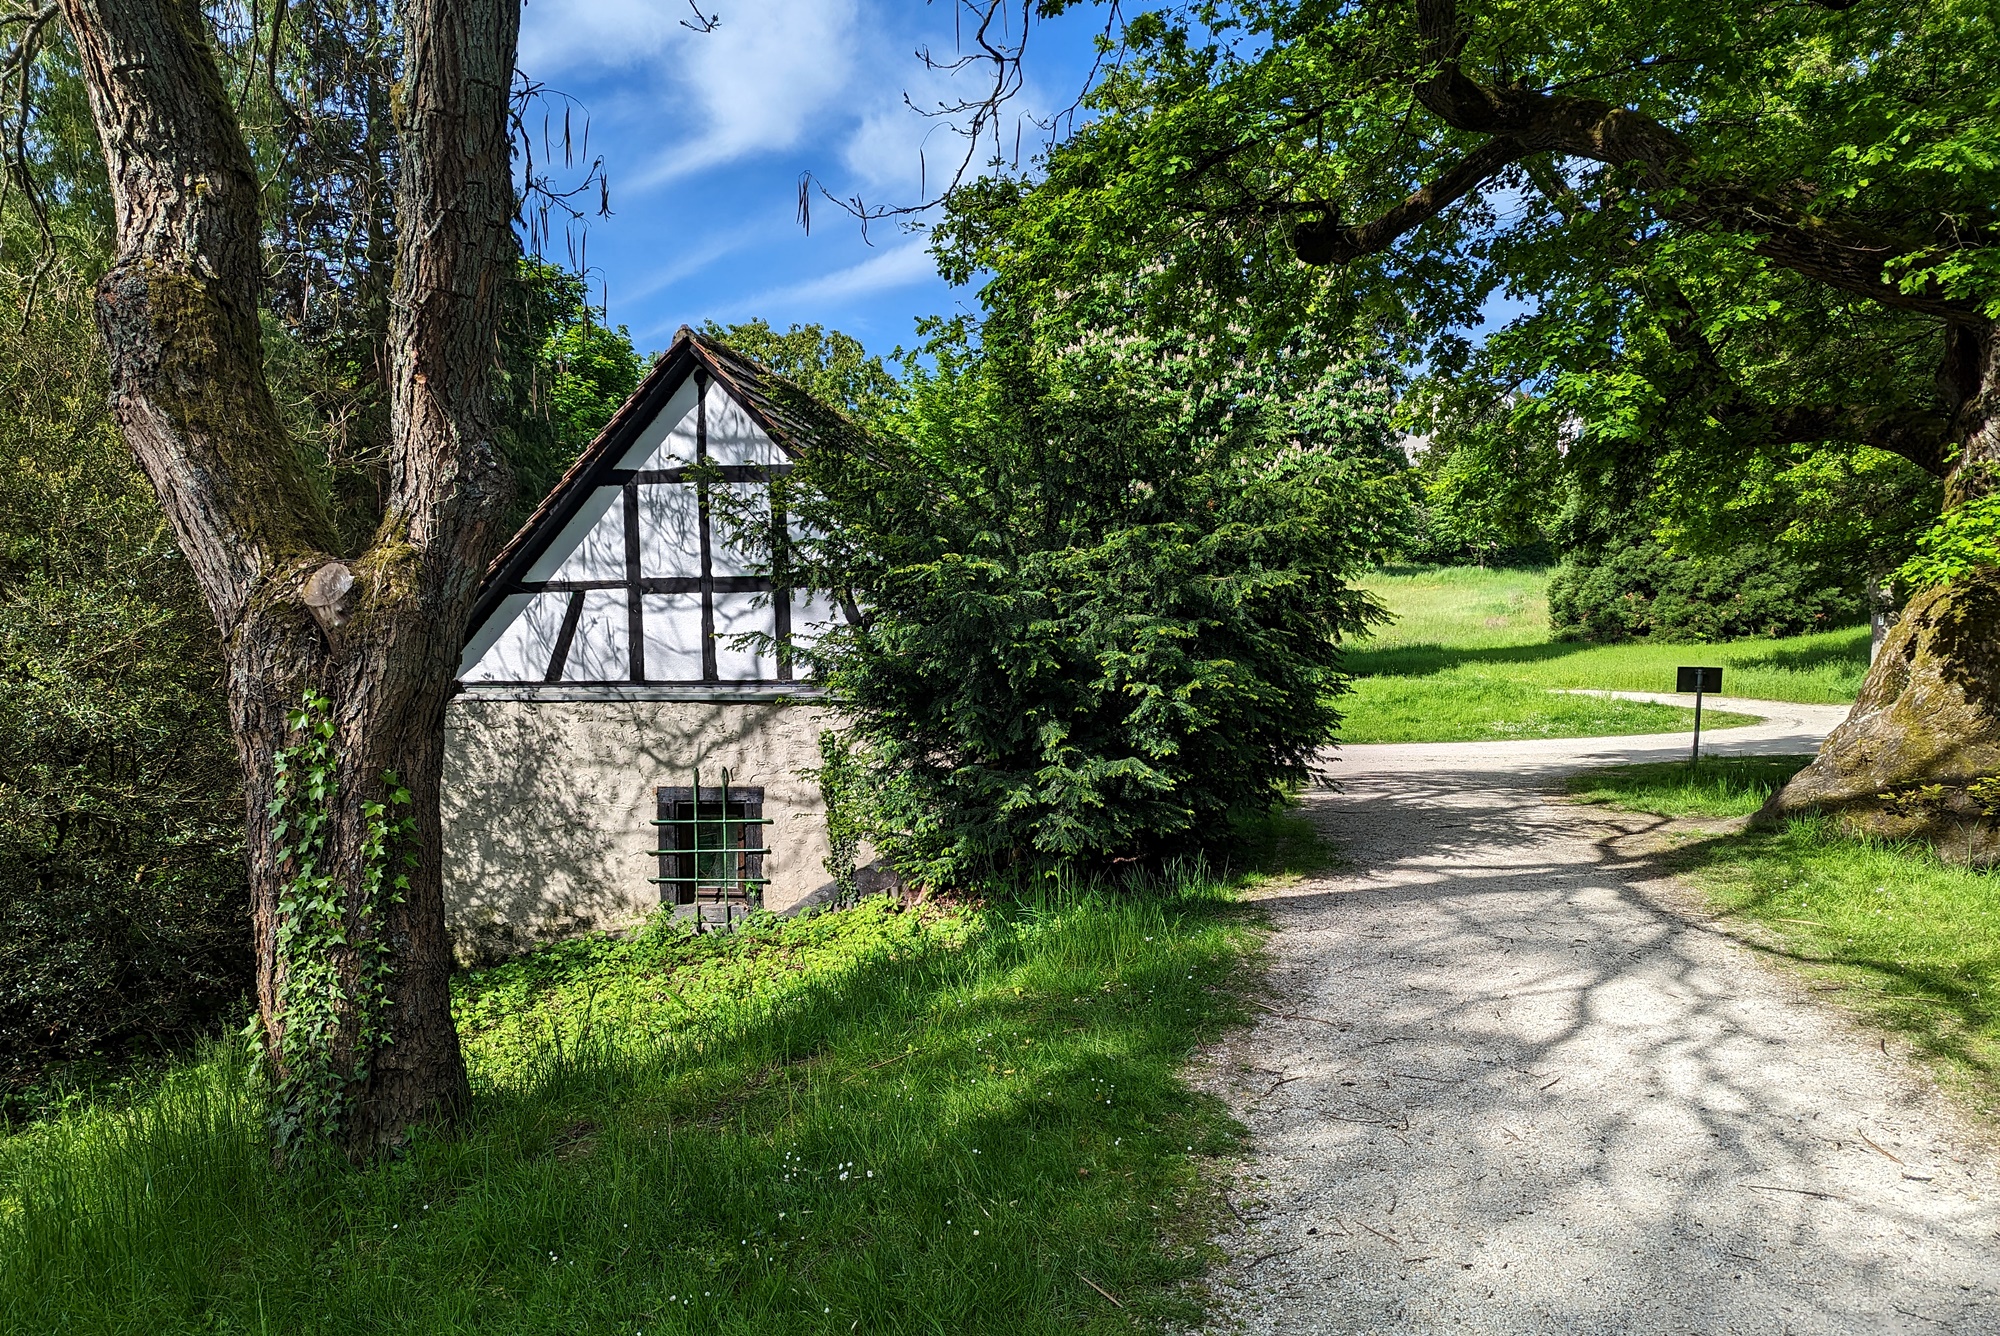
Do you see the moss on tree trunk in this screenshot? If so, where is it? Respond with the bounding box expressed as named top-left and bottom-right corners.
top-left (1766, 567), bottom-right (2000, 866)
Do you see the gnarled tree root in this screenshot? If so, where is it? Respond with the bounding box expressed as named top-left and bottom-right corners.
top-left (1759, 566), bottom-right (2000, 867)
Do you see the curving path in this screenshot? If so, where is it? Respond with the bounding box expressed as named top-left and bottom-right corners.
top-left (1201, 702), bottom-right (2000, 1335)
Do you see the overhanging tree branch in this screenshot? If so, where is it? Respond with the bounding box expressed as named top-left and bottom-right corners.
top-left (1760, 403), bottom-right (1956, 477)
top-left (1658, 288), bottom-right (1956, 477)
top-left (1290, 0), bottom-right (1993, 325)
top-left (1291, 135), bottom-right (1526, 264)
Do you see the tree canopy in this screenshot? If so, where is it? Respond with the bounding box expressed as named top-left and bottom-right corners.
top-left (942, 0), bottom-right (1997, 516)
top-left (935, 0), bottom-right (1999, 854)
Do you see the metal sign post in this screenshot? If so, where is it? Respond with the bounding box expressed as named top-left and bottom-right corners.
top-left (1675, 666), bottom-right (1723, 765)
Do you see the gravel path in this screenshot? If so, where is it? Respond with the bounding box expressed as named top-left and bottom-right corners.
top-left (1201, 701), bottom-right (2000, 1335)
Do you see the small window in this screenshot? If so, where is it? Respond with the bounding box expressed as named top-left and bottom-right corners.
top-left (653, 783), bottom-right (766, 928)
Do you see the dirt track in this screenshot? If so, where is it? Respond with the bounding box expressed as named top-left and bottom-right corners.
top-left (1201, 703), bottom-right (2000, 1334)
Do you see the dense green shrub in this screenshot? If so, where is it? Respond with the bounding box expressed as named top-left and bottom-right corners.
top-left (0, 257), bottom-right (248, 1113)
top-left (1547, 541), bottom-right (1865, 642)
top-left (759, 317), bottom-right (1402, 888)
top-left (0, 580), bottom-right (248, 1110)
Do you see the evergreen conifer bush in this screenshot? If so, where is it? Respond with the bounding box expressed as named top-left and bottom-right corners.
top-left (1547, 541), bottom-right (1864, 643)
top-left (761, 316), bottom-right (1408, 888)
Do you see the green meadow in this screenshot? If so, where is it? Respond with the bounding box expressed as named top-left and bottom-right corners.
top-left (1337, 566), bottom-right (1868, 744)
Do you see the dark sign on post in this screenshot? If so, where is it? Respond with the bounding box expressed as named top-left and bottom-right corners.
top-left (1676, 666), bottom-right (1724, 763)
top-left (1676, 666), bottom-right (1724, 694)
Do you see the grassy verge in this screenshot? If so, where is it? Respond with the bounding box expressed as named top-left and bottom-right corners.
top-left (1567, 757), bottom-right (2000, 1118)
top-left (1565, 756), bottom-right (1822, 818)
top-left (1339, 674), bottom-right (1756, 744)
top-left (1, 870), bottom-right (1266, 1334)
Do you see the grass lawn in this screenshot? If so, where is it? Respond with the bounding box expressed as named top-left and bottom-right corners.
top-left (0, 869), bottom-right (1272, 1334)
top-left (1567, 758), bottom-right (2000, 1118)
top-left (1355, 564), bottom-right (1553, 651)
top-left (1339, 675), bottom-right (1756, 745)
top-left (1339, 565), bottom-right (1870, 743)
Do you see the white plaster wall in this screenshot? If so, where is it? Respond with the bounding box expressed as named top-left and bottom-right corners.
top-left (441, 695), bottom-right (838, 962)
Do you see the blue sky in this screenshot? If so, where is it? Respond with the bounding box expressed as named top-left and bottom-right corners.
top-left (516, 0), bottom-right (1115, 360)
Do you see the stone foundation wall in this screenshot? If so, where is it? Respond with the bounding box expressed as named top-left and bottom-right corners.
top-left (441, 691), bottom-right (839, 963)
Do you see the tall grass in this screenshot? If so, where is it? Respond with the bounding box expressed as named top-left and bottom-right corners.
top-left (1355, 564), bottom-right (1551, 650)
top-left (0, 871), bottom-right (1263, 1334)
top-left (1566, 756), bottom-right (1819, 818)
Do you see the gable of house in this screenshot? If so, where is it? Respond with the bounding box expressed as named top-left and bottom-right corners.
top-left (457, 327), bottom-right (848, 689)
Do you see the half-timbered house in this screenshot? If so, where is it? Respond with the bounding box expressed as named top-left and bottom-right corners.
top-left (441, 327), bottom-right (854, 960)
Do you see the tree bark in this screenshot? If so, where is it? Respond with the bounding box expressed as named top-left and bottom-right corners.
top-left (1765, 329), bottom-right (2000, 863)
top-left (60, 0), bottom-right (520, 1154)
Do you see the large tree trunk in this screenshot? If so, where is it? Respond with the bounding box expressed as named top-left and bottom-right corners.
top-left (61, 0), bottom-right (521, 1154)
top-left (1767, 326), bottom-right (2000, 866)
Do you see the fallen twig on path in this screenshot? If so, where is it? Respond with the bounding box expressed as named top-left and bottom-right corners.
top-left (1243, 1247), bottom-right (1302, 1269)
top-left (1743, 1182), bottom-right (1844, 1201)
top-left (1892, 1302), bottom-right (1949, 1325)
top-left (1354, 1219), bottom-right (1401, 1246)
top-left (1263, 1074), bottom-right (1301, 1097)
top-left (1347, 1097), bottom-right (1407, 1128)
top-left (1324, 1111), bottom-right (1399, 1129)
top-left (1857, 1129), bottom-right (1904, 1164)
top-left (1249, 999), bottom-right (1344, 1028)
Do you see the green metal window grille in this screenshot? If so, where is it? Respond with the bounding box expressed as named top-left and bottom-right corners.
top-left (651, 769), bottom-right (769, 920)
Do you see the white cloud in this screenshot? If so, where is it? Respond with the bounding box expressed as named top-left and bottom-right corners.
top-left (619, 226), bottom-right (775, 305)
top-left (518, 0), bottom-right (683, 70)
top-left (740, 238), bottom-right (938, 310)
top-left (521, 0), bottom-right (863, 191)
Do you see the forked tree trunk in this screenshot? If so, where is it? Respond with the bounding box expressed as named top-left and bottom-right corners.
top-left (1767, 326), bottom-right (2000, 866)
top-left (61, 0), bottom-right (521, 1153)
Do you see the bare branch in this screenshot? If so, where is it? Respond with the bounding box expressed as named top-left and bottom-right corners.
top-left (801, 0), bottom-right (1127, 235)
top-left (511, 72), bottom-right (611, 258)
